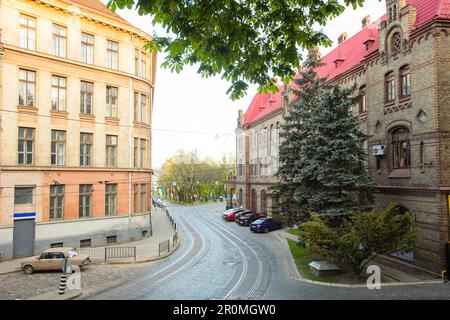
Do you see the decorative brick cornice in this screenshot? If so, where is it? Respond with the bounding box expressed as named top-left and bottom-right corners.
top-left (384, 101), bottom-right (413, 114)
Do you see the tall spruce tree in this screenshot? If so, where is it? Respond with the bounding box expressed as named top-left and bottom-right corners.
top-left (271, 54), bottom-right (374, 223)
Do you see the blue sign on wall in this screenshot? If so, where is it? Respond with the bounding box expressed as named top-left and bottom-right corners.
top-left (13, 212), bottom-right (36, 220)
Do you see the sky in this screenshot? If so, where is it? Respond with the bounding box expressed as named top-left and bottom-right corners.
top-left (103, 1), bottom-right (387, 168)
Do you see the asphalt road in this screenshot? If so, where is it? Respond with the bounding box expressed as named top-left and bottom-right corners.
top-left (90, 203), bottom-right (450, 300)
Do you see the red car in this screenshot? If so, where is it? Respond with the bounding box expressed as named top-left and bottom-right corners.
top-left (223, 209), bottom-right (245, 221)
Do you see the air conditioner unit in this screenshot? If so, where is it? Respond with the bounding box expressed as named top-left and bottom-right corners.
top-left (373, 145), bottom-right (386, 156)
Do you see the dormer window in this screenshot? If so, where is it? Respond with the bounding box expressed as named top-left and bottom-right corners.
top-left (334, 58), bottom-right (345, 69)
top-left (364, 39), bottom-right (375, 52)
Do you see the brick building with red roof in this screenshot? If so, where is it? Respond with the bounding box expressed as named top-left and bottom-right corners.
top-left (232, 0), bottom-right (450, 273)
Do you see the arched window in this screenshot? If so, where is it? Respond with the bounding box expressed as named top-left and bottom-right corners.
top-left (400, 65), bottom-right (411, 98)
top-left (385, 72), bottom-right (395, 103)
top-left (393, 4), bottom-right (397, 20)
top-left (391, 32), bottom-right (402, 56)
top-left (359, 85), bottom-right (367, 113)
top-left (392, 127), bottom-right (410, 169)
top-left (389, 8), bottom-right (393, 22)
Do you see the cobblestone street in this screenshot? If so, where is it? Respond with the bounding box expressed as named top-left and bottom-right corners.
top-left (0, 262), bottom-right (155, 300)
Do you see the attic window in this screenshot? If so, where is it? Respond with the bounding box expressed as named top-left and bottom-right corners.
top-left (364, 40), bottom-right (375, 52)
top-left (334, 58), bottom-right (345, 69)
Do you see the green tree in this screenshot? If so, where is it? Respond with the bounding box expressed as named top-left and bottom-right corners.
top-left (108, 0), bottom-right (368, 99)
top-left (271, 53), bottom-right (374, 222)
top-left (301, 204), bottom-right (418, 276)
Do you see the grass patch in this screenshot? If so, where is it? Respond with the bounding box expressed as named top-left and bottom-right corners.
top-left (286, 239), bottom-right (337, 283)
top-left (287, 228), bottom-right (302, 237)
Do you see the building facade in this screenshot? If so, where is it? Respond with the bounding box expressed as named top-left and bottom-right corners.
top-left (0, 0), bottom-right (156, 259)
top-left (234, 0), bottom-right (450, 274)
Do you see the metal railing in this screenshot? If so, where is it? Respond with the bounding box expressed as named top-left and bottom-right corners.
top-left (159, 240), bottom-right (170, 256)
top-left (105, 246), bottom-right (136, 262)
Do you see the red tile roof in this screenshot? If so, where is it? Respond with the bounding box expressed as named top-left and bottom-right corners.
top-left (58, 0), bottom-right (131, 26)
top-left (243, 0), bottom-right (450, 126)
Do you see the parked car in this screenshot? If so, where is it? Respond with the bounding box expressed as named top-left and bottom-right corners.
top-left (222, 209), bottom-right (245, 221)
top-left (238, 213), bottom-right (266, 226)
top-left (221, 207), bottom-right (237, 216)
top-left (234, 210), bottom-right (253, 223)
top-left (20, 247), bottom-right (91, 275)
top-left (250, 217), bottom-right (283, 233)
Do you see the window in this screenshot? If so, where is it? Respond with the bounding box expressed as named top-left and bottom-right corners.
top-left (386, 72), bottom-right (395, 103)
top-left (18, 127), bottom-right (34, 165)
top-left (359, 85), bottom-right (367, 113)
top-left (134, 184), bottom-right (139, 213)
top-left (51, 130), bottom-right (65, 165)
top-left (80, 133), bottom-right (93, 166)
top-left (134, 92), bottom-right (139, 122)
top-left (400, 66), bottom-right (411, 98)
top-left (106, 135), bottom-right (117, 167)
top-left (106, 235), bottom-right (117, 244)
top-left (79, 184), bottom-right (93, 218)
top-left (50, 243), bottom-right (63, 248)
top-left (19, 69), bottom-right (36, 107)
top-left (51, 76), bottom-right (66, 111)
top-left (14, 186), bottom-right (34, 205)
top-left (50, 185), bottom-right (64, 220)
top-left (134, 138), bottom-right (139, 168)
top-left (106, 40), bottom-right (118, 70)
top-left (140, 94), bottom-right (146, 123)
top-left (80, 81), bottom-right (93, 114)
top-left (392, 127), bottom-right (410, 169)
top-left (105, 184), bottom-right (117, 216)
top-left (106, 86), bottom-right (118, 118)
top-left (52, 24), bottom-right (66, 58)
top-left (80, 239), bottom-right (91, 248)
top-left (81, 33), bottom-right (94, 64)
top-left (140, 139), bottom-right (146, 168)
top-left (19, 14), bottom-right (36, 50)
top-left (420, 141), bottom-right (425, 166)
top-left (140, 184), bottom-right (146, 212)
top-left (141, 52), bottom-right (147, 78)
top-left (391, 32), bottom-right (401, 56)
top-left (134, 49), bottom-right (140, 76)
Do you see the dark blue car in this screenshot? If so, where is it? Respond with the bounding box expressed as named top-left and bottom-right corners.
top-left (250, 217), bottom-right (282, 233)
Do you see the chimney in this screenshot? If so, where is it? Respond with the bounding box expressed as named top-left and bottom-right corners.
top-left (362, 15), bottom-right (371, 28)
top-left (307, 46), bottom-right (321, 61)
top-left (338, 32), bottom-right (347, 44)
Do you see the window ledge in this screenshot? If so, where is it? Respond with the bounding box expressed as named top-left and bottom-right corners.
top-left (105, 117), bottom-right (120, 124)
top-left (80, 113), bottom-right (95, 120)
top-left (50, 110), bottom-right (68, 118)
top-left (384, 101), bottom-right (395, 108)
top-left (17, 105), bottom-right (38, 114)
top-left (399, 96), bottom-right (411, 103)
top-left (388, 168), bottom-right (411, 179)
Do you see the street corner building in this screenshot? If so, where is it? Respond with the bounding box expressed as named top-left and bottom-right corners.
top-left (231, 0), bottom-right (450, 274)
top-left (0, 0), bottom-right (157, 259)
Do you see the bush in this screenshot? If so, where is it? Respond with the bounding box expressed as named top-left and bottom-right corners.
top-left (301, 203), bottom-right (418, 276)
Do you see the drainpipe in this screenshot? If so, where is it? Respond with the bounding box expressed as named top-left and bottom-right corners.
top-left (128, 54), bottom-right (133, 241)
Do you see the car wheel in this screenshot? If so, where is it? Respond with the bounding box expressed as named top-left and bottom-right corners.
top-left (23, 265), bottom-right (34, 275)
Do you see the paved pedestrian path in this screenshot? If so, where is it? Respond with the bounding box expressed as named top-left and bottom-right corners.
top-left (0, 206), bottom-right (178, 275)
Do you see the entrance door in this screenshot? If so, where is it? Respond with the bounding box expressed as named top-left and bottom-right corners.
top-left (13, 219), bottom-right (35, 258)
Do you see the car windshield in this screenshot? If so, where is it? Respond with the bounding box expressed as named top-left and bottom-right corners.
top-left (67, 250), bottom-right (78, 258)
top-left (252, 219), bottom-right (266, 224)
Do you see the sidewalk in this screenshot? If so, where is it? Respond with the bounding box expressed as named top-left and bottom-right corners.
top-left (0, 206), bottom-right (178, 275)
top-left (277, 228), bottom-right (439, 284)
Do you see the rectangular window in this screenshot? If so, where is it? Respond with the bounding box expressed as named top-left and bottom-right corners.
top-left (80, 239), bottom-right (91, 248)
top-left (50, 185), bottom-right (64, 220)
top-left (386, 73), bottom-right (395, 103)
top-left (80, 133), bottom-right (93, 166)
top-left (106, 86), bottom-right (118, 118)
top-left (18, 127), bottom-right (34, 165)
top-left (106, 235), bottom-right (117, 244)
top-left (140, 139), bottom-right (146, 168)
top-left (19, 14), bottom-right (36, 50)
top-left (106, 40), bottom-right (118, 70)
top-left (51, 130), bottom-right (65, 165)
top-left (135, 48), bottom-right (140, 76)
top-left (134, 92), bottom-right (139, 122)
top-left (14, 186), bottom-right (34, 205)
top-left (140, 94), bottom-right (146, 123)
top-left (51, 75), bottom-right (66, 111)
top-left (81, 33), bottom-right (94, 64)
top-left (141, 52), bottom-right (147, 78)
top-left (80, 81), bottom-right (93, 114)
top-left (19, 69), bottom-right (36, 107)
top-left (140, 184), bottom-right (146, 212)
top-left (50, 242), bottom-right (63, 248)
top-left (401, 70), bottom-right (411, 98)
top-left (134, 184), bottom-right (139, 213)
top-left (105, 184), bottom-right (117, 216)
top-left (52, 24), bottom-right (66, 58)
top-left (134, 138), bottom-right (139, 168)
top-left (106, 135), bottom-right (117, 167)
top-left (359, 86), bottom-right (367, 113)
top-left (79, 184), bottom-right (93, 218)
